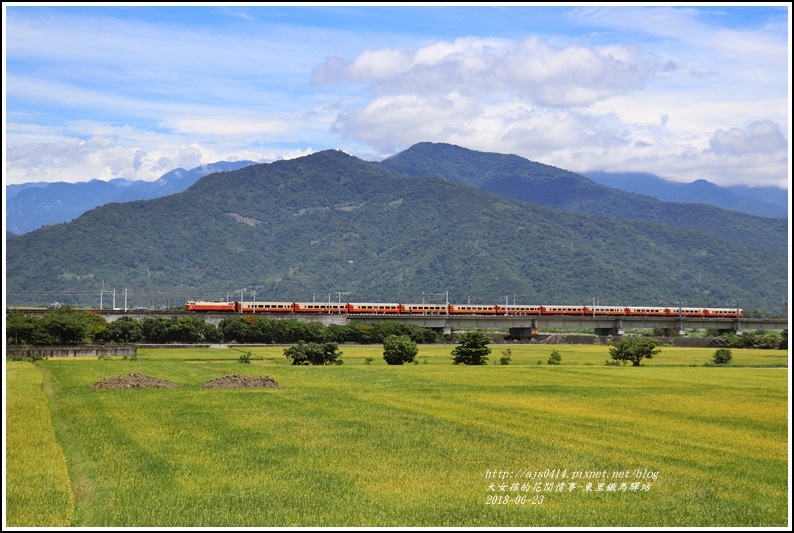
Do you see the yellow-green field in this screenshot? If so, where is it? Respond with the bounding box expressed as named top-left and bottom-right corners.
top-left (5, 344), bottom-right (789, 527)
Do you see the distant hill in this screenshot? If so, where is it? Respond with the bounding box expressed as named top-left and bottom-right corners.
top-left (379, 142), bottom-right (787, 256)
top-left (583, 171), bottom-right (788, 219)
top-left (5, 149), bottom-right (787, 315)
top-left (5, 160), bottom-right (256, 235)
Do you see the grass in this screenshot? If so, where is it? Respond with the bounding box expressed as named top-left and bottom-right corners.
top-left (4, 344), bottom-right (789, 527)
top-left (5, 362), bottom-right (75, 526)
top-left (133, 343), bottom-right (789, 368)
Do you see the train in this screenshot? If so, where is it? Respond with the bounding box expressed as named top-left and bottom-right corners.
top-left (184, 300), bottom-right (744, 318)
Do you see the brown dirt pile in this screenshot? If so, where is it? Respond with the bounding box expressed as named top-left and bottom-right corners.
top-left (202, 374), bottom-right (282, 389)
top-left (92, 372), bottom-right (178, 389)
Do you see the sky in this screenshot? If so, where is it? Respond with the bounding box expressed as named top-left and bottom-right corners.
top-left (2, 2), bottom-right (791, 189)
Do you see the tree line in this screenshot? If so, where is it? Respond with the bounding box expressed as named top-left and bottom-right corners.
top-left (5, 307), bottom-right (442, 346)
top-left (5, 306), bottom-right (786, 350)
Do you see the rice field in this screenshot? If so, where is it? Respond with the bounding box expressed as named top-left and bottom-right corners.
top-left (4, 343), bottom-right (789, 527)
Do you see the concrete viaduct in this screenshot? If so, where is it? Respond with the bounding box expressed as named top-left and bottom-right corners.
top-left (46, 309), bottom-right (788, 340)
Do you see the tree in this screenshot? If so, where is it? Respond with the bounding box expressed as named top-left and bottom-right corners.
top-left (382, 334), bottom-right (418, 365)
top-left (451, 330), bottom-right (491, 365)
top-left (40, 306), bottom-right (93, 345)
top-left (101, 316), bottom-right (143, 343)
top-left (712, 348), bottom-right (733, 365)
top-left (6, 311), bottom-right (40, 345)
top-left (283, 341), bottom-right (343, 365)
top-left (547, 349), bottom-right (562, 365)
top-left (608, 337), bottom-right (660, 366)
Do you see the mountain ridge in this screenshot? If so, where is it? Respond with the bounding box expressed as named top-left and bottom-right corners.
top-left (6, 147), bottom-right (787, 315)
top-left (5, 160), bottom-right (256, 235)
top-left (5, 144), bottom-right (787, 236)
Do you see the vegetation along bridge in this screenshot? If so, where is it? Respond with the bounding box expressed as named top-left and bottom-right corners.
top-left (34, 309), bottom-right (786, 339)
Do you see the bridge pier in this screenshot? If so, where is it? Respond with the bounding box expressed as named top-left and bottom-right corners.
top-left (594, 319), bottom-right (623, 337)
top-left (508, 327), bottom-right (539, 341)
top-left (718, 321), bottom-right (743, 336)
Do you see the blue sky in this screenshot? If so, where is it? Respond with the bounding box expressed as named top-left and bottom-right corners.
top-left (3, 3), bottom-right (790, 189)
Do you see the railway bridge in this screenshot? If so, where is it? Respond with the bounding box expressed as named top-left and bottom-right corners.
top-left (16, 308), bottom-right (786, 339)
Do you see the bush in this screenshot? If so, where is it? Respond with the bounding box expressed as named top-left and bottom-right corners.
top-left (238, 351), bottom-right (252, 364)
top-left (712, 348), bottom-right (733, 365)
top-left (283, 341), bottom-right (343, 365)
top-left (547, 350), bottom-right (562, 365)
top-left (451, 330), bottom-right (491, 365)
top-left (383, 335), bottom-right (419, 365)
top-left (499, 348), bottom-right (513, 365)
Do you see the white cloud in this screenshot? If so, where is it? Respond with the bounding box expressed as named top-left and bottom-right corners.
top-left (708, 120), bottom-right (787, 156)
top-left (315, 36), bottom-right (656, 107)
top-left (4, 6), bottom-right (789, 189)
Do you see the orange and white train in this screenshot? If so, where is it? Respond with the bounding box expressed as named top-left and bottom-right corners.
top-left (184, 300), bottom-right (743, 318)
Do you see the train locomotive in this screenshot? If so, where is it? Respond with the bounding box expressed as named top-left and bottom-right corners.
top-left (184, 300), bottom-right (743, 318)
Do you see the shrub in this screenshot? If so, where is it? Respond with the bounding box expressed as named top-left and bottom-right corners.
top-left (499, 348), bottom-right (513, 365)
top-left (451, 330), bottom-right (491, 365)
top-left (283, 341), bottom-right (343, 365)
top-left (547, 350), bottom-right (562, 365)
top-left (382, 335), bottom-right (418, 365)
top-left (712, 348), bottom-right (733, 365)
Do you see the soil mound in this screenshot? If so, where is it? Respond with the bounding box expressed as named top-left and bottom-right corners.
top-left (202, 374), bottom-right (282, 389)
top-left (92, 372), bottom-right (178, 389)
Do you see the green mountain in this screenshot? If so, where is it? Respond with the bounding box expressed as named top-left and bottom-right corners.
top-left (380, 142), bottom-right (788, 256)
top-left (5, 148), bottom-right (788, 314)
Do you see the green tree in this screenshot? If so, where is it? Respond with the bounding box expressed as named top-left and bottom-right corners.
top-left (218, 316), bottom-right (252, 343)
top-left (382, 334), bottom-right (418, 365)
top-left (6, 311), bottom-right (40, 345)
top-left (499, 348), bottom-right (513, 365)
top-left (608, 337), bottom-right (660, 366)
top-left (40, 306), bottom-right (92, 345)
top-left (101, 316), bottom-right (143, 343)
top-left (547, 349), bottom-right (562, 365)
top-left (283, 341), bottom-right (343, 365)
top-left (712, 348), bottom-right (733, 365)
top-left (451, 330), bottom-right (491, 365)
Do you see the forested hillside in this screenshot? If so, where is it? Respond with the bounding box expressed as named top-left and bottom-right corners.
top-left (380, 142), bottom-right (788, 255)
top-left (5, 149), bottom-right (787, 315)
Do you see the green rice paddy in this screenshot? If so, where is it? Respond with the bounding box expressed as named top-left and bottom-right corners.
top-left (5, 344), bottom-right (789, 527)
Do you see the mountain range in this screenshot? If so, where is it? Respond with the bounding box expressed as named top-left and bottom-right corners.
top-left (5, 150), bottom-right (788, 237)
top-left (5, 143), bottom-right (788, 315)
top-left (583, 171), bottom-right (788, 219)
top-left (5, 160), bottom-right (255, 235)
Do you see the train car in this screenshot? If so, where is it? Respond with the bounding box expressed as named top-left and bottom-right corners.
top-left (448, 303), bottom-right (500, 315)
top-left (238, 301), bottom-right (296, 313)
top-left (398, 303), bottom-right (449, 315)
top-left (625, 306), bottom-right (670, 316)
top-left (347, 303), bottom-right (402, 314)
top-left (293, 302), bottom-right (349, 313)
top-left (667, 307), bottom-right (708, 317)
top-left (584, 305), bottom-right (628, 316)
top-left (498, 304), bottom-right (542, 316)
top-left (540, 305), bottom-right (586, 315)
top-left (704, 307), bottom-right (743, 318)
top-left (184, 300), bottom-right (237, 312)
